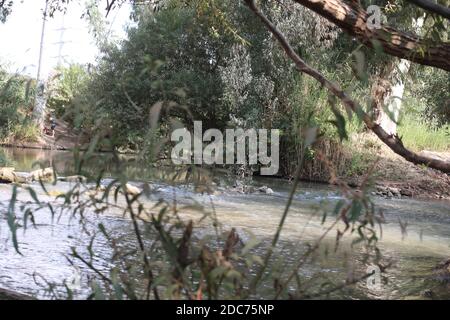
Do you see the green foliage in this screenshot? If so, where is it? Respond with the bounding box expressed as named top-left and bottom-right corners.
top-left (344, 149), bottom-right (376, 177)
top-left (47, 64), bottom-right (90, 120)
top-left (0, 68), bottom-right (36, 141)
top-left (74, 0), bottom-right (349, 175)
top-left (10, 121), bottom-right (40, 142)
top-left (77, 4), bottom-right (236, 149)
top-left (410, 66), bottom-right (450, 127)
top-left (398, 114), bottom-right (450, 152)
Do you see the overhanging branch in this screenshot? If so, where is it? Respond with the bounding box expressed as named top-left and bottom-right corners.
top-left (291, 0), bottom-right (450, 71)
top-left (406, 0), bottom-right (450, 20)
top-left (244, 0), bottom-right (450, 174)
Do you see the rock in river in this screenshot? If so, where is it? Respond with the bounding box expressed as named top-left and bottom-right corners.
top-left (124, 183), bottom-right (142, 196)
top-left (30, 168), bottom-right (55, 183)
top-left (258, 185), bottom-right (274, 195)
top-left (0, 167), bottom-right (17, 183)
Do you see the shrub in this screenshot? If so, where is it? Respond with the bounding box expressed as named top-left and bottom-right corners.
top-left (0, 67), bottom-right (36, 141)
top-left (47, 64), bottom-right (90, 122)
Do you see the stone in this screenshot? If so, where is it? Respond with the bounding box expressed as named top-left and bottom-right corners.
top-left (232, 184), bottom-right (244, 193)
top-left (258, 186), bottom-right (268, 193)
top-left (0, 167), bottom-right (17, 183)
top-left (30, 167), bottom-right (55, 183)
top-left (258, 186), bottom-right (274, 195)
top-left (388, 187), bottom-right (401, 197)
top-left (124, 183), bottom-right (142, 196)
top-left (400, 189), bottom-right (412, 197)
top-left (14, 172), bottom-right (30, 184)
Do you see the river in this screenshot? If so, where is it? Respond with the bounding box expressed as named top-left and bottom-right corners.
top-left (0, 147), bottom-right (449, 299)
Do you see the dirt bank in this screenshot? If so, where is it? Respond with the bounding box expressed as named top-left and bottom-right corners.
top-left (1, 119), bottom-right (82, 151)
top-left (343, 134), bottom-right (450, 201)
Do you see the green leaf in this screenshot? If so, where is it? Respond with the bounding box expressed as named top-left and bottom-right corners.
top-left (27, 187), bottom-right (40, 204)
top-left (7, 185), bottom-right (21, 254)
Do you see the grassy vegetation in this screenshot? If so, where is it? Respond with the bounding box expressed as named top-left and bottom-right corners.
top-left (398, 115), bottom-right (450, 152)
top-left (0, 68), bottom-right (39, 144)
top-left (9, 121), bottom-right (40, 143)
top-left (0, 148), bottom-right (13, 166)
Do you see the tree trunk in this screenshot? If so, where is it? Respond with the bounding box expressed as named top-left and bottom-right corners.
top-left (381, 60), bottom-right (408, 135)
top-left (371, 17), bottom-right (424, 135)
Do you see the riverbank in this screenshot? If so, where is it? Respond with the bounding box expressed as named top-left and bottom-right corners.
top-left (1, 130), bottom-right (449, 201)
top-left (340, 134), bottom-right (450, 201)
top-left (0, 119), bottom-right (82, 151)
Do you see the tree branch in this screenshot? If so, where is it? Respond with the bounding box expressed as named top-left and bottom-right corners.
top-left (106, 0), bottom-right (117, 17)
top-left (291, 0), bottom-right (450, 71)
top-left (406, 0), bottom-right (450, 20)
top-left (244, 0), bottom-right (450, 174)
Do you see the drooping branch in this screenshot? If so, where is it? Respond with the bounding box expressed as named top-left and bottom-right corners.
top-left (244, 0), bottom-right (450, 174)
top-left (405, 0), bottom-right (450, 20)
top-left (291, 0), bottom-right (450, 71)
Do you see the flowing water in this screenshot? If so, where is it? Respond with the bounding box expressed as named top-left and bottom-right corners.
top-left (0, 147), bottom-right (449, 299)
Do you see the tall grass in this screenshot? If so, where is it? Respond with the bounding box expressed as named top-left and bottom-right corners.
top-left (398, 116), bottom-right (450, 152)
top-left (10, 121), bottom-right (40, 143)
top-left (0, 68), bottom-right (38, 143)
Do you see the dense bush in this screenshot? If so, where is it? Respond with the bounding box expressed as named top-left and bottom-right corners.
top-left (412, 67), bottom-right (450, 127)
top-left (47, 64), bottom-right (90, 121)
top-left (76, 5), bottom-right (236, 149)
top-left (0, 68), bottom-right (37, 142)
top-left (69, 1), bottom-right (350, 175)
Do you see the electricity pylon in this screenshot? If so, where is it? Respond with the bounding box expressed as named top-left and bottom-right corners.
top-left (33, 0), bottom-right (50, 128)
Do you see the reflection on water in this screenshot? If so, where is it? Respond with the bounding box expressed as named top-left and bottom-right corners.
top-left (0, 147), bottom-right (450, 299)
top-left (0, 147), bottom-right (159, 181)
